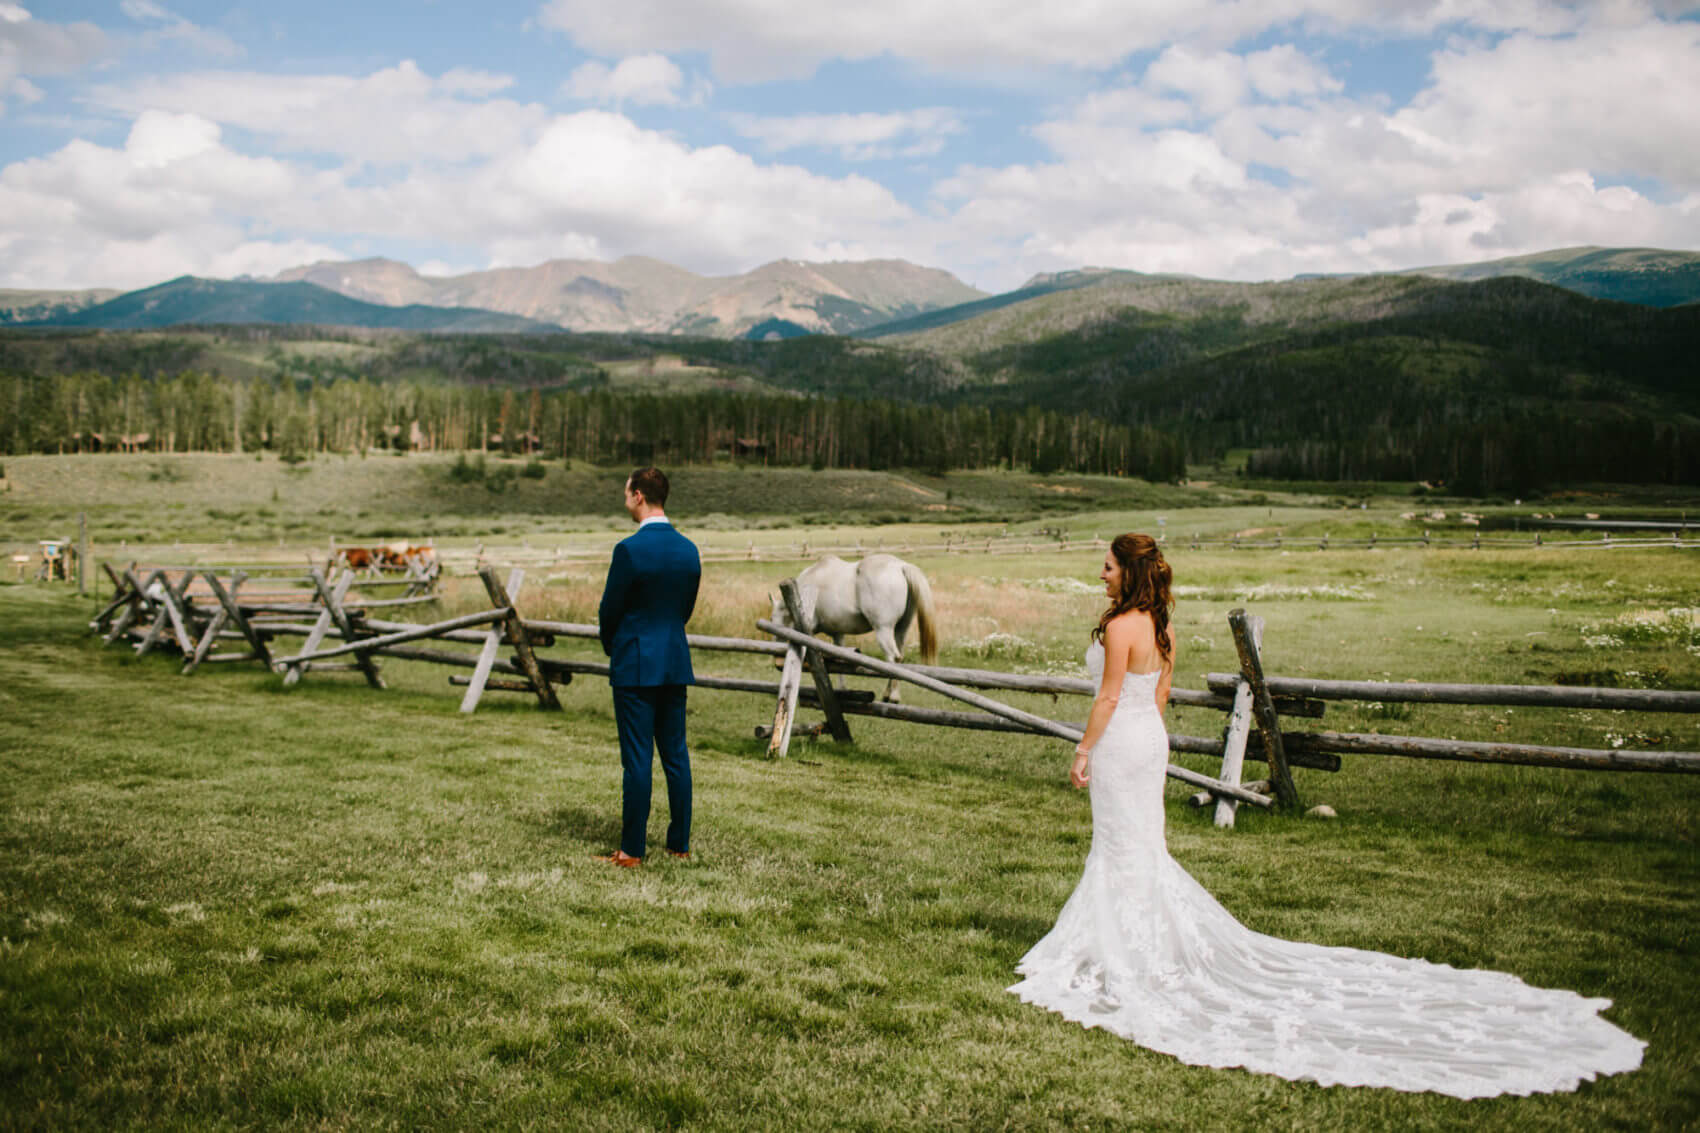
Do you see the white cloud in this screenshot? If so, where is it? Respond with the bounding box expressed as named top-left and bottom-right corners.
top-left (6, 2), bottom-right (1697, 297)
top-left (1348, 173), bottom-right (1687, 267)
top-left (120, 0), bottom-right (241, 59)
top-left (727, 107), bottom-right (963, 160)
top-left (562, 53), bottom-right (706, 106)
top-left (0, 4), bottom-right (106, 115)
top-left (926, 15), bottom-right (1700, 290)
top-left (93, 61), bottom-right (550, 165)
top-left (1391, 20), bottom-right (1700, 189)
top-left (125, 108), bottom-right (221, 167)
top-left (0, 110), bottom-right (341, 288)
top-left (536, 0), bottom-right (1610, 81)
top-left (1245, 44), bottom-right (1343, 102)
top-left (1140, 43), bottom-right (1342, 119)
top-left (473, 111), bottom-right (913, 267)
top-left (438, 68), bottom-right (515, 97)
top-left (0, 103), bottom-right (920, 288)
top-left (6, 74), bottom-right (41, 104)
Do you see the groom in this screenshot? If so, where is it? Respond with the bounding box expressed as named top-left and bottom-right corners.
top-left (595, 467), bottom-right (700, 868)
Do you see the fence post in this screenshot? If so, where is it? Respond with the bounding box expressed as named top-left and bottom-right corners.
top-left (1214, 674), bottom-right (1256, 828)
top-left (1229, 608), bottom-right (1300, 809)
top-left (308, 567), bottom-right (385, 689)
top-left (766, 578), bottom-right (806, 758)
top-left (151, 570), bottom-right (196, 656)
top-left (204, 570), bottom-right (274, 670)
top-left (283, 570), bottom-right (353, 686)
top-left (780, 578), bottom-right (851, 743)
top-left (479, 566), bottom-right (560, 711)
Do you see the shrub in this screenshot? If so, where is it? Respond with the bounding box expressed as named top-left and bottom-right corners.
top-left (449, 453), bottom-right (486, 484)
top-left (521, 459), bottom-right (547, 480)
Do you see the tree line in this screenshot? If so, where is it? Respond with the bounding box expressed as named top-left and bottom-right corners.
top-left (0, 369), bottom-right (1185, 480)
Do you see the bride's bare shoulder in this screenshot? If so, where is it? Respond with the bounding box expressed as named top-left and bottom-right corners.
top-left (1104, 610), bottom-right (1157, 641)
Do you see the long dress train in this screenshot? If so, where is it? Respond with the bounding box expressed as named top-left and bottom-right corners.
top-left (1007, 641), bottom-right (1644, 1099)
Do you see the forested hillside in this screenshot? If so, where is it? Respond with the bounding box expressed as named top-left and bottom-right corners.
top-left (0, 330), bottom-right (1181, 480)
top-left (32, 277), bottom-right (559, 333)
top-left (3, 273), bottom-right (1695, 491)
top-left (1402, 246), bottom-right (1700, 309)
top-left (943, 277), bottom-right (1700, 492)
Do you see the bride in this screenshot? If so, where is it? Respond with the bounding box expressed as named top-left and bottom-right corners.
top-left (1008, 534), bottom-right (1644, 1098)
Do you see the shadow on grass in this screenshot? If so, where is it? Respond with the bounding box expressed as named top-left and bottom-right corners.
top-left (540, 803), bottom-right (623, 847)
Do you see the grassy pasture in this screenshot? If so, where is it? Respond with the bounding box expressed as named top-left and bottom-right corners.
top-left (0, 453), bottom-right (1237, 552)
top-left (8, 452), bottom-right (1690, 563)
top-left (3, 523), bottom-right (1698, 1128)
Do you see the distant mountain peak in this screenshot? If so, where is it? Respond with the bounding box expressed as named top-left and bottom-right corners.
top-left (261, 253), bottom-right (987, 338)
top-left (24, 275), bottom-right (561, 333)
top-left (1399, 245), bottom-right (1700, 308)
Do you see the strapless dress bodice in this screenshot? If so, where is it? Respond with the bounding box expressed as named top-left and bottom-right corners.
top-left (1085, 639), bottom-right (1161, 710)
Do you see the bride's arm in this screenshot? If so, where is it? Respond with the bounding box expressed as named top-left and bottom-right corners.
top-left (1070, 617), bottom-right (1137, 788)
top-left (1155, 626), bottom-right (1176, 712)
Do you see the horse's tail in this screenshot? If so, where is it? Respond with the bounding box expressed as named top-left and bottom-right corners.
top-left (901, 560), bottom-right (939, 665)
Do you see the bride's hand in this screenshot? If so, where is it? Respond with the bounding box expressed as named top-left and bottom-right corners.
top-left (1070, 751), bottom-right (1090, 788)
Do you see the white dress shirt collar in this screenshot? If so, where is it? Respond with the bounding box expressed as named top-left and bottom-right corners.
top-left (638, 514), bottom-right (671, 528)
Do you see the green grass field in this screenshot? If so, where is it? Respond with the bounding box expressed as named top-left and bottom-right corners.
top-left (0, 453), bottom-right (1242, 552)
top-left (5, 452), bottom-right (1693, 561)
top-left (3, 500), bottom-right (1698, 1128)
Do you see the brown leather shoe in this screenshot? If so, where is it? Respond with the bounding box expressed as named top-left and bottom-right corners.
top-left (666, 849), bottom-right (690, 861)
top-left (594, 850), bottom-right (642, 868)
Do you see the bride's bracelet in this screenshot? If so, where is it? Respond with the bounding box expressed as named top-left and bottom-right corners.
top-left (1073, 745), bottom-right (1091, 757)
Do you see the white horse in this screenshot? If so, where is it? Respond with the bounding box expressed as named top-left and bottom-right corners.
top-left (771, 554), bottom-right (939, 703)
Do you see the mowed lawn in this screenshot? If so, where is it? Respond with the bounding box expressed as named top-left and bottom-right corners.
top-left (2, 544), bottom-right (1698, 1130)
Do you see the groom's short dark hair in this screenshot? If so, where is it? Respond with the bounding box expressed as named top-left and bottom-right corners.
top-left (629, 466), bottom-right (669, 508)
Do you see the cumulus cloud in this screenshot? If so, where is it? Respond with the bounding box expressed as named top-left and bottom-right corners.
top-left (471, 111), bottom-right (913, 266)
top-left (1390, 20), bottom-right (1700, 189)
top-left (727, 107), bottom-right (964, 160)
top-left (562, 53), bottom-right (707, 106)
top-left (0, 110), bottom-right (342, 288)
top-left (929, 16), bottom-right (1700, 289)
top-left (1099, 43), bottom-right (1343, 122)
top-left (92, 61), bottom-right (550, 165)
top-left (0, 101), bottom-right (919, 288)
top-left (6, 1), bottom-right (1697, 296)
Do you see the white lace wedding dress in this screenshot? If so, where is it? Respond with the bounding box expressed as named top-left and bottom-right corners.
top-left (1008, 640), bottom-right (1644, 1098)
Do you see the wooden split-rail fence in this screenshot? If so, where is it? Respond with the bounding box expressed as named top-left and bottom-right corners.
top-left (751, 583), bottom-right (1700, 827)
top-left (90, 564), bottom-right (1700, 828)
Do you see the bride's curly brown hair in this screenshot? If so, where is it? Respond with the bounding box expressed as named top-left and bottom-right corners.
top-left (1093, 533), bottom-right (1174, 662)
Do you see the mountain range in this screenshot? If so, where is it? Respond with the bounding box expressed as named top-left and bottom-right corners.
top-left (1397, 246), bottom-right (1700, 309)
top-left (7, 264), bottom-right (1697, 491)
top-left (271, 255), bottom-right (985, 338)
top-left (17, 276), bottom-right (558, 334)
top-left (7, 245), bottom-right (1695, 339)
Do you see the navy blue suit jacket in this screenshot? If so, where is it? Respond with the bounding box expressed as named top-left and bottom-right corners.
top-left (598, 519), bottom-right (700, 688)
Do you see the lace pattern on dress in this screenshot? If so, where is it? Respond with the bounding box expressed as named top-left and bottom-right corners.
top-left (1007, 641), bottom-right (1644, 1099)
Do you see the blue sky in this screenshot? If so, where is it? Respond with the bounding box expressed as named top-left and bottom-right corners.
top-left (3, 0), bottom-right (1697, 293)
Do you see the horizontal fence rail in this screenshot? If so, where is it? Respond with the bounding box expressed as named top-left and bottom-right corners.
top-left (1204, 673), bottom-right (1700, 713)
top-left (87, 564), bottom-right (1700, 826)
